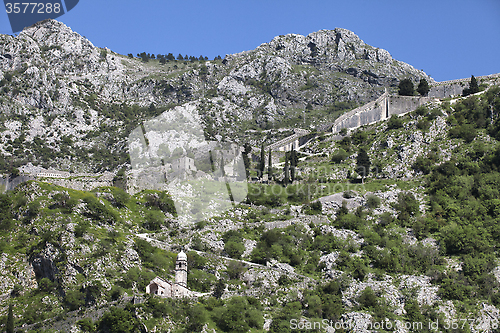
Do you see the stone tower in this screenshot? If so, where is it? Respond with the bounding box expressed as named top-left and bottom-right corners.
top-left (175, 251), bottom-right (187, 288)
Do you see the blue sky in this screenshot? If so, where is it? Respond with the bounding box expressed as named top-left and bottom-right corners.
top-left (1, 0), bottom-right (499, 81)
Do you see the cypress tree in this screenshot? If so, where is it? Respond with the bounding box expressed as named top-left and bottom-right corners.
top-left (417, 78), bottom-right (430, 96)
top-left (290, 150), bottom-right (297, 183)
top-left (283, 154), bottom-right (289, 186)
top-left (470, 75), bottom-right (479, 94)
top-left (267, 150), bottom-right (273, 181)
top-left (7, 304), bottom-right (14, 333)
top-left (259, 144), bottom-right (265, 179)
top-left (220, 156), bottom-right (225, 177)
top-left (242, 143), bottom-right (251, 179)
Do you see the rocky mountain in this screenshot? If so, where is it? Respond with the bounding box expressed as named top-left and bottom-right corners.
top-left (0, 19), bottom-right (431, 174)
top-left (2, 18), bottom-right (500, 333)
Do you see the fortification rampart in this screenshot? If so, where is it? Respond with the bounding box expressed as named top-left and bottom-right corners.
top-left (331, 94), bottom-right (435, 133)
top-left (266, 129), bottom-right (310, 152)
top-left (428, 73), bottom-right (500, 98)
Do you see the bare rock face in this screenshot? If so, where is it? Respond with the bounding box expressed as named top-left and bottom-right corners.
top-left (0, 19), bottom-right (434, 173)
top-left (30, 243), bottom-right (60, 281)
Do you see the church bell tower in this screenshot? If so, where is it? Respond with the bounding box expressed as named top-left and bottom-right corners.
top-left (175, 251), bottom-right (188, 288)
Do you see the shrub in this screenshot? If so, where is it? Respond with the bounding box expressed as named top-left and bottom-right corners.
top-left (415, 106), bottom-right (428, 116)
top-left (417, 118), bottom-right (430, 131)
top-left (331, 148), bottom-right (349, 163)
top-left (227, 261), bottom-right (246, 280)
top-left (143, 210), bottom-right (165, 231)
top-left (145, 192), bottom-right (177, 215)
top-left (223, 230), bottom-right (245, 259)
top-left (111, 187), bottom-right (129, 207)
top-left (188, 269), bottom-right (216, 292)
top-left (38, 278), bottom-right (54, 293)
top-left (83, 195), bottom-right (118, 224)
top-left (394, 192), bottom-right (420, 225)
top-left (224, 241), bottom-right (245, 259)
top-left (366, 194), bottom-right (380, 209)
top-left (64, 289), bottom-right (85, 310)
top-left (187, 304), bottom-right (208, 332)
top-left (77, 318), bottom-right (95, 332)
top-left (449, 124), bottom-right (477, 143)
top-left (305, 200), bottom-right (322, 215)
top-left (413, 155), bottom-right (433, 174)
top-left (97, 307), bottom-right (140, 333)
top-left (357, 287), bottom-right (378, 309)
top-left (351, 131), bottom-right (367, 145)
top-left (343, 190), bottom-right (355, 199)
top-left (216, 297), bottom-right (263, 333)
top-left (387, 115), bottom-right (403, 130)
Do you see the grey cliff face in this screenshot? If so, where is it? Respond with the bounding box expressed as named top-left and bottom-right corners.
top-left (0, 20), bottom-right (432, 173)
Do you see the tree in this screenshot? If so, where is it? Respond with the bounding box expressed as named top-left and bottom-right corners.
top-left (417, 78), bottom-right (430, 96)
top-left (177, 53), bottom-right (184, 60)
top-left (267, 150), bottom-right (273, 181)
top-left (220, 156), bottom-right (225, 177)
top-left (463, 75), bottom-right (479, 96)
top-left (213, 279), bottom-right (225, 299)
top-left (356, 148), bottom-right (371, 183)
top-left (398, 78), bottom-right (414, 96)
top-left (289, 149), bottom-right (299, 183)
top-left (243, 143), bottom-right (251, 179)
top-left (283, 154), bottom-right (289, 186)
top-left (259, 144), bottom-right (265, 179)
top-left (7, 304), bottom-right (14, 333)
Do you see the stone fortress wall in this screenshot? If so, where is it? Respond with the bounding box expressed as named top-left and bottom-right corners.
top-left (268, 73), bottom-right (500, 147)
top-left (428, 73), bottom-right (500, 98)
top-left (331, 92), bottom-right (435, 133)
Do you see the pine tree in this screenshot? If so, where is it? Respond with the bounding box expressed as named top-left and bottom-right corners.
top-left (7, 304), bottom-right (14, 333)
top-left (417, 78), bottom-right (430, 96)
top-left (356, 148), bottom-right (371, 183)
top-left (267, 150), bottom-right (273, 181)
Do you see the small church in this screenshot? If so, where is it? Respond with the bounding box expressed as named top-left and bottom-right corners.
top-left (145, 251), bottom-right (199, 298)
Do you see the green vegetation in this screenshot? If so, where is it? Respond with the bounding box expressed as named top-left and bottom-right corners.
top-left (398, 78), bottom-right (415, 96)
top-left (417, 78), bottom-right (430, 96)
